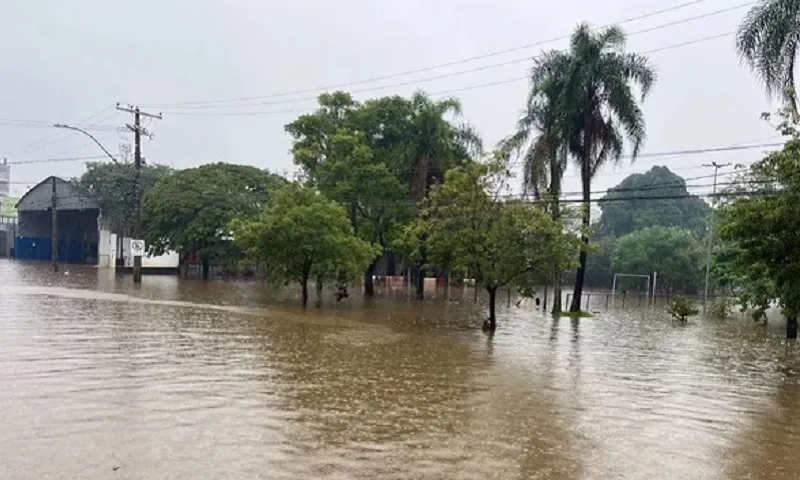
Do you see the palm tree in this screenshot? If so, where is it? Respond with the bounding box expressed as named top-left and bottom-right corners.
top-left (737, 0), bottom-right (800, 121)
top-left (558, 24), bottom-right (656, 313)
top-left (501, 50), bottom-right (571, 314)
top-left (407, 91), bottom-right (482, 299)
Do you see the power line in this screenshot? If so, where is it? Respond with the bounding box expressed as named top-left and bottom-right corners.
top-left (3, 106), bottom-right (117, 157)
top-left (8, 155), bottom-right (109, 165)
top-left (143, 1), bottom-right (744, 110)
top-left (158, 31), bottom-right (736, 117)
top-left (158, 32), bottom-right (735, 117)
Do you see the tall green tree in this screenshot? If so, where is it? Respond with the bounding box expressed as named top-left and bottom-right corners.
top-left (736, 0), bottom-right (800, 121)
top-left (557, 24), bottom-right (656, 312)
top-left (718, 138), bottom-right (800, 338)
top-left (230, 183), bottom-right (379, 308)
top-left (597, 166), bottom-right (711, 237)
top-left (142, 163), bottom-right (285, 279)
top-left (611, 226), bottom-right (704, 293)
top-left (501, 50), bottom-right (572, 313)
top-left (73, 161), bottom-right (173, 235)
top-left (405, 158), bottom-right (578, 330)
top-left (285, 93), bottom-right (409, 296)
top-left (406, 91), bottom-right (482, 300)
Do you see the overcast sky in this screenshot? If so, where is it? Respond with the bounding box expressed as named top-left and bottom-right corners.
top-left (0, 0), bottom-right (781, 200)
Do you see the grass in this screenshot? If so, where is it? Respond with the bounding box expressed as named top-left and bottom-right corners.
top-left (559, 310), bottom-right (594, 318)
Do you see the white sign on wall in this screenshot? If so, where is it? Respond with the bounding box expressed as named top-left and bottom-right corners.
top-left (130, 239), bottom-right (146, 257)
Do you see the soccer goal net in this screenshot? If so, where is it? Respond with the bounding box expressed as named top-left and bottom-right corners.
top-left (611, 273), bottom-right (651, 298)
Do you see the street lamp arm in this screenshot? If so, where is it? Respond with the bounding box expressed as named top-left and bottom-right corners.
top-left (53, 123), bottom-right (119, 164)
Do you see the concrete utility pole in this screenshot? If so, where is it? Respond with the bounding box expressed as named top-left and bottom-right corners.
top-left (702, 161), bottom-right (731, 313)
top-left (116, 103), bottom-right (162, 283)
top-left (51, 176), bottom-right (58, 272)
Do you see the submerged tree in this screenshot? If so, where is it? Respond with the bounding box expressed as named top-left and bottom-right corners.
top-left (406, 158), bottom-right (578, 331)
top-left (718, 138), bottom-right (800, 338)
top-left (230, 183), bottom-right (379, 308)
top-left (285, 93), bottom-right (409, 297)
top-left (555, 24), bottom-right (656, 312)
top-left (142, 163), bottom-right (284, 279)
top-left (405, 91), bottom-right (482, 300)
top-left (500, 49), bottom-right (571, 314)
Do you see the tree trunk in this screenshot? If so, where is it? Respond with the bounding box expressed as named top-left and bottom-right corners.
top-left (416, 241), bottom-right (427, 301)
top-left (550, 159), bottom-right (562, 315)
top-left (570, 160), bottom-right (591, 313)
top-left (412, 155), bottom-right (430, 302)
top-left (201, 258), bottom-right (210, 280)
top-left (551, 268), bottom-right (562, 315)
top-left (364, 259), bottom-right (378, 298)
top-left (315, 275), bottom-right (323, 308)
top-left (787, 315), bottom-right (798, 339)
top-left (301, 277), bottom-right (309, 308)
top-left (485, 285), bottom-right (498, 331)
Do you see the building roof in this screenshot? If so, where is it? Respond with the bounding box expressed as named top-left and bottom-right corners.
top-left (15, 176), bottom-right (98, 212)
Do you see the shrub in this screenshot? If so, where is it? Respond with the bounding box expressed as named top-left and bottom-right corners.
top-left (708, 297), bottom-right (734, 319)
top-left (667, 296), bottom-right (699, 323)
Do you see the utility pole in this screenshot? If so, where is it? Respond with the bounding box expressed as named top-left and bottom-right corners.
top-left (116, 103), bottom-right (162, 283)
top-left (51, 176), bottom-right (58, 272)
top-left (702, 161), bottom-right (730, 313)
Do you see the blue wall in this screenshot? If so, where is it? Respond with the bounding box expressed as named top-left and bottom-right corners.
top-left (15, 237), bottom-right (98, 264)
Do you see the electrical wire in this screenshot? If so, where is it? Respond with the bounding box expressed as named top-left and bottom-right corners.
top-left (2, 106), bottom-right (117, 158)
top-left (157, 31), bottom-right (736, 117)
top-left (142, 1), bottom-right (745, 110)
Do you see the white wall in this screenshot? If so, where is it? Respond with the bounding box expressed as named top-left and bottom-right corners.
top-left (97, 229), bottom-right (117, 268)
top-left (120, 237), bottom-right (179, 269)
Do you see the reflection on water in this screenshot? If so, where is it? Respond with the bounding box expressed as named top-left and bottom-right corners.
top-left (1, 259), bottom-right (800, 479)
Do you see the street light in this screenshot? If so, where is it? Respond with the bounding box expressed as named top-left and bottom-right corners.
top-left (53, 124), bottom-right (119, 164)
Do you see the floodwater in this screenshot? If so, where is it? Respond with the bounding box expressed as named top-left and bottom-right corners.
top-left (2, 260), bottom-right (800, 480)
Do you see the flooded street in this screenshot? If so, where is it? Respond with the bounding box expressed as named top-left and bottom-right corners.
top-left (2, 260), bottom-right (800, 479)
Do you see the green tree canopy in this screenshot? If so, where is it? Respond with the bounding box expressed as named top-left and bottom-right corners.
top-left (611, 226), bottom-right (704, 293)
top-left (73, 161), bottom-right (173, 234)
top-left (597, 166), bottom-right (711, 237)
top-left (718, 138), bottom-right (800, 337)
top-left (142, 162), bottom-right (285, 277)
top-left (285, 93), bottom-right (410, 296)
top-left (230, 183), bottom-right (380, 307)
top-left (404, 158), bottom-right (579, 330)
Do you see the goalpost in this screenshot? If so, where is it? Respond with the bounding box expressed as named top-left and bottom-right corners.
top-left (612, 272), bottom-right (657, 306)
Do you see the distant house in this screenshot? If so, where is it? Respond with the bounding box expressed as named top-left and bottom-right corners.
top-left (15, 176), bottom-right (99, 263)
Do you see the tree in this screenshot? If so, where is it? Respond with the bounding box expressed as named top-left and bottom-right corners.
top-left (556, 24), bottom-right (656, 312)
top-left (597, 166), bottom-right (711, 237)
top-left (718, 139), bottom-right (800, 337)
top-left (611, 226), bottom-right (704, 293)
top-left (407, 158), bottom-right (578, 330)
top-left (230, 183), bottom-right (379, 308)
top-left (73, 161), bottom-right (173, 234)
top-left (285, 93), bottom-right (409, 297)
top-left (500, 49), bottom-right (572, 313)
top-left (406, 92), bottom-right (482, 300)
top-left (736, 0), bottom-right (800, 121)
top-left (142, 163), bottom-right (285, 279)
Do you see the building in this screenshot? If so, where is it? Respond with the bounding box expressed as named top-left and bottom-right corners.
top-left (14, 175), bottom-right (180, 272)
top-left (0, 158), bottom-right (9, 196)
top-left (15, 176), bottom-right (100, 263)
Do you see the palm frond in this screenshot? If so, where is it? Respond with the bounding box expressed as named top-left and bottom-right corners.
top-left (736, 0), bottom-right (800, 102)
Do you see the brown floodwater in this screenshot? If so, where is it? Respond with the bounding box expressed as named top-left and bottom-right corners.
top-left (2, 259), bottom-right (800, 479)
